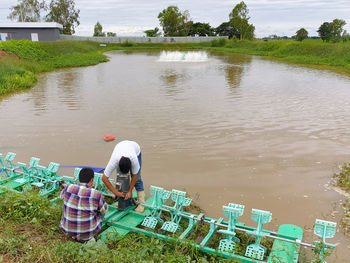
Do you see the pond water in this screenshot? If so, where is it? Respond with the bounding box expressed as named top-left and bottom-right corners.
top-left (1, 50), bottom-right (350, 261)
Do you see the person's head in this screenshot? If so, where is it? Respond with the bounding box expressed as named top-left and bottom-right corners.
top-left (79, 168), bottom-right (94, 185)
top-left (119, 156), bottom-right (131, 174)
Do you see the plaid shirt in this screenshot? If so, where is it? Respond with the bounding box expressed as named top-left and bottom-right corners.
top-left (60, 183), bottom-right (108, 242)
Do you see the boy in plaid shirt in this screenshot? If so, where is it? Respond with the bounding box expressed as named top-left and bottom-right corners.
top-left (60, 168), bottom-right (108, 242)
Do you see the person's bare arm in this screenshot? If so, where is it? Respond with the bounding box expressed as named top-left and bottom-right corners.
top-left (124, 174), bottom-right (138, 200)
top-left (102, 173), bottom-right (124, 197)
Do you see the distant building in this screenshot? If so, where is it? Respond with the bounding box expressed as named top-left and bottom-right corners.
top-left (0, 22), bottom-right (63, 42)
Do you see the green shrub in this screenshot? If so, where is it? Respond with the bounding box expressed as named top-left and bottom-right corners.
top-left (0, 64), bottom-right (37, 95)
top-left (337, 162), bottom-right (350, 191)
top-left (210, 38), bottom-right (227, 47)
top-left (121, 40), bottom-right (136, 47)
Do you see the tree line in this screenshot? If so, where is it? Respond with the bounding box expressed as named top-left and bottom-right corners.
top-left (8, 0), bottom-right (255, 40)
top-left (94, 2), bottom-right (255, 39)
top-left (144, 2), bottom-right (255, 40)
top-left (289, 19), bottom-right (349, 42)
top-left (8, 0), bottom-right (80, 35)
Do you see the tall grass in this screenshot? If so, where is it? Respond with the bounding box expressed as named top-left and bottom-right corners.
top-left (215, 39), bottom-right (350, 70)
top-left (333, 162), bottom-right (350, 237)
top-left (0, 64), bottom-right (36, 95)
top-left (335, 162), bottom-right (350, 191)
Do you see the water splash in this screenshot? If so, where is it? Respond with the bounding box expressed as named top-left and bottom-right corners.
top-left (158, 51), bottom-right (209, 62)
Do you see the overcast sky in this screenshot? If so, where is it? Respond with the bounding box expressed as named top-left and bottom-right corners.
top-left (1, 0), bottom-right (350, 37)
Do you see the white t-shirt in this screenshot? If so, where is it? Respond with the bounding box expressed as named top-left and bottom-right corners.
top-left (104, 140), bottom-right (141, 178)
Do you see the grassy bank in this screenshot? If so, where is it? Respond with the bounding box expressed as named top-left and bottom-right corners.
top-left (0, 190), bottom-right (234, 263)
top-left (0, 40), bottom-right (108, 96)
top-left (213, 39), bottom-right (350, 71)
top-left (1, 39), bottom-right (350, 97)
top-left (334, 162), bottom-right (350, 236)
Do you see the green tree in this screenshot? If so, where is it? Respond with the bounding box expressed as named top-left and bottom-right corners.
top-left (144, 27), bottom-right (161, 37)
top-left (158, 6), bottom-right (191, 36)
top-left (215, 22), bottom-right (239, 39)
top-left (317, 22), bottom-right (332, 42)
top-left (93, 21), bottom-right (105, 37)
top-left (229, 1), bottom-right (255, 40)
top-left (295, 28), bottom-right (308, 41)
top-left (8, 0), bottom-right (46, 22)
top-left (188, 22), bottom-right (214, 36)
top-left (330, 19), bottom-right (346, 42)
top-left (244, 23), bottom-right (255, 40)
top-left (107, 32), bottom-right (116, 37)
top-left (318, 19), bottom-right (347, 43)
top-left (342, 30), bottom-right (350, 42)
top-left (46, 0), bottom-right (80, 35)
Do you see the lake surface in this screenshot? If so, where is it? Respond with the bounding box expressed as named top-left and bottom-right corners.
top-left (1, 50), bottom-right (350, 261)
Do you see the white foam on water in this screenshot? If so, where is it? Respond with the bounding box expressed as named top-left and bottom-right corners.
top-left (158, 51), bottom-right (209, 62)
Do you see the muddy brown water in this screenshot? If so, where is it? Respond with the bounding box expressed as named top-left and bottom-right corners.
top-left (1, 50), bottom-right (350, 261)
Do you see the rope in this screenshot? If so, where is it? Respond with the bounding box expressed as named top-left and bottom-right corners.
top-left (59, 165), bottom-right (105, 173)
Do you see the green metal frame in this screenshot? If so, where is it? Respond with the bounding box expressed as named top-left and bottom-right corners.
top-left (161, 189), bottom-right (192, 233)
top-left (217, 203), bottom-right (245, 253)
top-left (141, 185), bottom-right (171, 229)
top-left (0, 152), bottom-right (17, 178)
top-left (245, 208), bottom-right (272, 260)
top-left (312, 219), bottom-right (337, 263)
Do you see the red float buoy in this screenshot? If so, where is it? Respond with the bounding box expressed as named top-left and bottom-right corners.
top-left (104, 134), bottom-right (115, 142)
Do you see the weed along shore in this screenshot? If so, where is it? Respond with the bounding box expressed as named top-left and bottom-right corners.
top-left (1, 39), bottom-right (350, 97)
top-left (333, 162), bottom-right (350, 236)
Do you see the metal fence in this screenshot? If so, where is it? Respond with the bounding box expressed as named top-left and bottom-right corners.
top-left (59, 34), bottom-right (228, 43)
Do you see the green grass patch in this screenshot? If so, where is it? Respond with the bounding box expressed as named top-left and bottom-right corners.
top-left (333, 162), bottom-right (350, 237)
top-left (334, 162), bottom-right (350, 191)
top-left (341, 199), bottom-right (350, 237)
top-left (218, 39), bottom-right (350, 69)
top-left (0, 64), bottom-right (37, 95)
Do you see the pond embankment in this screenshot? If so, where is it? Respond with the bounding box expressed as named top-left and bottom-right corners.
top-left (211, 39), bottom-right (350, 71)
top-left (1, 39), bottom-right (350, 96)
top-left (0, 40), bottom-right (108, 96)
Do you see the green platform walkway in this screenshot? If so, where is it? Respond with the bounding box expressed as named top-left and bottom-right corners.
top-left (268, 224), bottom-right (303, 263)
top-left (0, 176), bottom-right (27, 194)
top-left (100, 195), bottom-right (154, 242)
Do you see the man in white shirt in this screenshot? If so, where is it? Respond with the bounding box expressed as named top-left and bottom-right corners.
top-left (102, 140), bottom-right (145, 213)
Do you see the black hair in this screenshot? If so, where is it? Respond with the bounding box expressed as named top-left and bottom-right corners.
top-left (119, 156), bottom-right (131, 174)
top-left (79, 168), bottom-right (94, 183)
